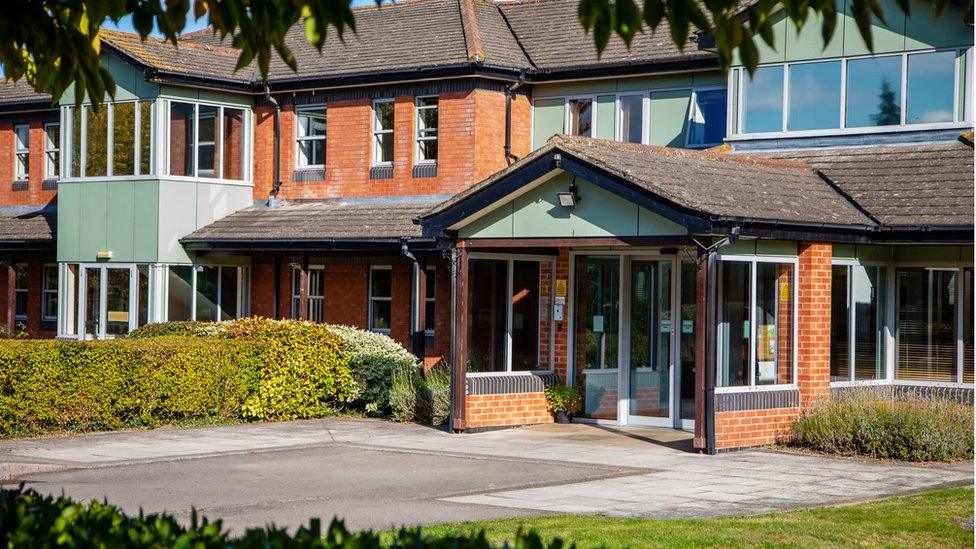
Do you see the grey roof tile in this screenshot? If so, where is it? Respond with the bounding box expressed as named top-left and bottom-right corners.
top-left (0, 79), bottom-right (52, 107)
top-left (0, 210), bottom-right (56, 242)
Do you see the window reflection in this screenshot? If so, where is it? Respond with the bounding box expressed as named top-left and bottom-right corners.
top-left (846, 56), bottom-right (902, 128)
top-left (743, 66), bottom-right (784, 133)
top-left (906, 50), bottom-right (956, 124)
top-left (788, 61), bottom-right (841, 131)
top-left (568, 99), bottom-right (593, 137)
top-left (687, 88), bottom-right (728, 146)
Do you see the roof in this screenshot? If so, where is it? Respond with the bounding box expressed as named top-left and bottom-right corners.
top-left (182, 199), bottom-right (443, 245)
top-left (422, 134), bottom-right (876, 229)
top-left (0, 209), bottom-right (56, 245)
top-left (98, 29), bottom-right (253, 83)
top-left (0, 79), bottom-right (53, 109)
top-left (757, 138), bottom-right (975, 228)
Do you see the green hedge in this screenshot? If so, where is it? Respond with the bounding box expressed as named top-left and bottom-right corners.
top-left (0, 486), bottom-right (569, 548)
top-left (789, 393), bottom-right (974, 462)
top-left (390, 362), bottom-right (450, 426)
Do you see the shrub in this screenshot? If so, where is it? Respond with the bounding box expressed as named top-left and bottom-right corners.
top-left (389, 362), bottom-right (450, 426)
top-left (544, 381), bottom-right (581, 414)
top-left (389, 364), bottom-right (420, 423)
top-left (789, 392), bottom-right (974, 462)
top-left (325, 324), bottom-right (418, 415)
top-left (0, 337), bottom-right (261, 437)
top-left (125, 321), bottom-right (211, 339)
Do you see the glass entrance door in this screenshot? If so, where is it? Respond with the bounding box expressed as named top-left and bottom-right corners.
top-left (627, 259), bottom-right (673, 425)
top-left (78, 265), bottom-right (137, 339)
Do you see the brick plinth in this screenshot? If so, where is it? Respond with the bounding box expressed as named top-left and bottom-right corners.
top-left (465, 392), bottom-right (553, 429)
top-left (714, 407), bottom-right (800, 449)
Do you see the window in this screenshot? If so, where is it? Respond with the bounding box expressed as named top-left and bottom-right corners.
top-left (14, 264), bottom-right (28, 320)
top-left (291, 267), bottom-right (324, 322)
top-left (372, 100), bottom-right (394, 165)
top-left (369, 266), bottom-right (392, 332)
top-left (718, 259), bottom-right (795, 387)
top-left (66, 101), bottom-right (154, 178)
top-left (169, 102), bottom-right (195, 177)
top-left (735, 48), bottom-right (968, 135)
top-left (197, 106), bottom-right (219, 177)
top-left (831, 264), bottom-right (887, 383)
top-left (42, 264), bottom-right (58, 322)
top-left (415, 97), bottom-right (438, 163)
top-left (687, 88), bottom-right (728, 147)
top-left (567, 99), bottom-right (593, 137)
top-left (166, 265), bottom-right (245, 322)
top-left (166, 102), bottom-right (247, 180)
top-left (295, 106), bottom-right (326, 168)
top-left (895, 268), bottom-right (972, 383)
top-left (617, 95), bottom-right (643, 144)
top-left (44, 123), bottom-right (59, 179)
top-left (788, 61), bottom-right (841, 131)
top-left (14, 125), bottom-right (29, 180)
top-left (424, 266), bottom-right (435, 335)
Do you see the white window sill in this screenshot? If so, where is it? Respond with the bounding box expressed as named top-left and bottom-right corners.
top-left (714, 384), bottom-right (798, 394)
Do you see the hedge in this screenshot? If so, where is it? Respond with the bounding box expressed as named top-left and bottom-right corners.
top-left (789, 392), bottom-right (974, 462)
top-left (0, 320), bottom-right (356, 438)
top-left (0, 486), bottom-right (570, 548)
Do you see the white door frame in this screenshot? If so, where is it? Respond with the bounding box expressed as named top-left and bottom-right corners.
top-left (76, 263), bottom-right (138, 340)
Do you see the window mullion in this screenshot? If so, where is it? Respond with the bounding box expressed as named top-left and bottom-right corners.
top-left (193, 104), bottom-right (200, 178)
top-left (848, 266), bottom-right (856, 382)
top-left (107, 104), bottom-right (114, 177)
top-left (900, 53), bottom-right (908, 125)
top-left (134, 102), bottom-right (141, 176)
top-left (506, 259), bottom-right (514, 372)
top-left (958, 270), bottom-right (965, 383)
top-left (749, 261), bottom-right (757, 387)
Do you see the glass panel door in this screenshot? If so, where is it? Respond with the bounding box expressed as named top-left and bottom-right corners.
top-left (678, 261), bottom-right (697, 425)
top-left (79, 265), bottom-right (135, 339)
top-left (83, 267), bottom-right (101, 339)
top-left (105, 268), bottom-right (132, 337)
top-left (628, 260), bottom-right (672, 422)
top-left (575, 256), bottom-right (620, 420)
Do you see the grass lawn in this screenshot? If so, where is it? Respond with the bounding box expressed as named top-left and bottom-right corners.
top-left (414, 487), bottom-right (974, 548)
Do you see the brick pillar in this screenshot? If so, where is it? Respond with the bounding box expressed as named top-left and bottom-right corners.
top-left (553, 247), bottom-right (570, 382)
top-left (797, 242), bottom-right (832, 408)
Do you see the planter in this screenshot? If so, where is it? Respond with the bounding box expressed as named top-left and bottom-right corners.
top-left (554, 409), bottom-right (572, 424)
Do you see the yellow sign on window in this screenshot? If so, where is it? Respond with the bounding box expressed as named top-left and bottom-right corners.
top-left (107, 311), bottom-right (129, 323)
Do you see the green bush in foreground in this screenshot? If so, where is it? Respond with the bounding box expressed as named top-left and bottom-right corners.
top-left (0, 486), bottom-right (570, 548)
top-left (325, 324), bottom-right (419, 416)
top-left (789, 393), bottom-right (974, 461)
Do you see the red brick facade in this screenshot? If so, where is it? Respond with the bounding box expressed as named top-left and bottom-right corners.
top-left (714, 407), bottom-right (800, 450)
top-left (466, 392), bottom-right (553, 430)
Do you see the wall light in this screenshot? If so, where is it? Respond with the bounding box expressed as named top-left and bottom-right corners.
top-left (557, 180), bottom-right (580, 210)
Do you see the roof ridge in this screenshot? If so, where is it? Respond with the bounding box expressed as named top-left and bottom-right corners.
top-left (458, 0), bottom-right (486, 62)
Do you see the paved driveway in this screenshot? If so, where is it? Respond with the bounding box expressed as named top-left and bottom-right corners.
top-left (1, 419), bottom-right (971, 532)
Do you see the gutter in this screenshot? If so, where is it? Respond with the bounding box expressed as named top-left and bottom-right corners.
top-left (264, 86), bottom-right (282, 206)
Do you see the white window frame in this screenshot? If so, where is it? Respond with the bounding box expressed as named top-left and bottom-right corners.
top-left (564, 95), bottom-right (597, 138)
top-left (829, 260), bottom-right (893, 387)
top-left (62, 100), bottom-right (158, 181)
top-left (424, 265), bottom-right (436, 336)
top-left (294, 104), bottom-right (327, 168)
top-left (414, 96), bottom-right (438, 164)
top-left (42, 263), bottom-right (58, 322)
top-left (13, 124), bottom-right (29, 181)
top-left (372, 99), bottom-right (395, 167)
top-left (290, 265), bottom-right (325, 322)
top-left (614, 93), bottom-right (649, 145)
top-left (43, 122), bottom-right (59, 180)
top-left (684, 85), bottom-right (730, 149)
top-left (13, 263), bottom-right (27, 321)
top-left (161, 100), bottom-right (251, 184)
top-left (714, 254), bottom-right (800, 393)
top-left (729, 47), bottom-right (972, 140)
top-left (164, 264), bottom-right (249, 323)
top-left (368, 265), bottom-right (392, 333)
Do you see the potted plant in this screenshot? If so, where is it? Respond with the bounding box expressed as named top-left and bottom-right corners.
top-left (544, 381), bottom-right (582, 424)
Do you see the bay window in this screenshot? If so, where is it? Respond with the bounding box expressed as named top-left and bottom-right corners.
top-left (718, 258), bottom-right (796, 388)
top-left (734, 48), bottom-right (970, 136)
top-left (372, 100), bottom-right (394, 166)
top-left (14, 125), bottom-right (29, 180)
top-left (296, 106), bottom-right (326, 168)
top-left (65, 101), bottom-right (154, 178)
top-left (830, 264), bottom-right (887, 383)
top-left (166, 101), bottom-right (247, 180)
top-left (415, 97), bottom-right (438, 163)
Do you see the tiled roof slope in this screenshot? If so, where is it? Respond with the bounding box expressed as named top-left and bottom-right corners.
top-left (182, 199), bottom-right (441, 242)
top-left (0, 79), bottom-right (52, 107)
top-left (497, 0), bottom-right (712, 70)
top-left (759, 139), bottom-right (975, 228)
top-left (0, 210), bottom-right (56, 243)
top-left (423, 135), bottom-right (875, 227)
top-left (99, 29), bottom-right (253, 82)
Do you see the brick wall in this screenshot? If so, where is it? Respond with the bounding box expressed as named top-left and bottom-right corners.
top-left (252, 86), bottom-right (530, 202)
top-left (553, 247), bottom-right (571, 381)
top-left (714, 407), bottom-right (800, 450)
top-left (465, 391), bottom-right (553, 429)
top-left (0, 117), bottom-right (59, 207)
top-left (0, 259), bottom-right (56, 338)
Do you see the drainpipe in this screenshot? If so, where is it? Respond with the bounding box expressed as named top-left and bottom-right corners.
top-left (264, 86), bottom-right (282, 207)
top-left (401, 239), bottom-right (424, 358)
top-left (504, 75), bottom-right (525, 163)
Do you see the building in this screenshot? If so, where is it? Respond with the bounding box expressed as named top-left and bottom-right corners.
top-left (0, 0), bottom-right (971, 451)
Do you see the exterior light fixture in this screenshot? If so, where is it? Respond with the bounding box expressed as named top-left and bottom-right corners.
top-left (557, 179), bottom-right (580, 210)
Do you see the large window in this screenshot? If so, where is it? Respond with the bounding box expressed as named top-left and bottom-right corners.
top-left (295, 106), bottom-right (326, 168)
top-left (415, 97), bottom-right (438, 163)
top-left (291, 267), bottom-right (324, 322)
top-left (468, 258), bottom-right (547, 373)
top-left (372, 100), bottom-right (394, 166)
top-left (14, 125), bottom-right (29, 180)
top-left (13, 264), bottom-right (27, 320)
top-left (831, 264), bottom-right (887, 383)
top-left (734, 48), bottom-right (970, 136)
top-left (369, 266), bottom-right (392, 332)
top-left (42, 264), bottom-right (58, 322)
top-left (166, 101), bottom-right (247, 180)
top-left (66, 101), bottom-right (154, 178)
top-left (567, 98), bottom-right (593, 137)
top-left (895, 268), bottom-right (973, 384)
top-left (718, 258), bottom-right (795, 388)
top-left (166, 265), bottom-right (246, 322)
top-left (44, 123), bottom-right (59, 179)
top-left (617, 94), bottom-right (643, 144)
top-left (686, 88), bottom-right (728, 147)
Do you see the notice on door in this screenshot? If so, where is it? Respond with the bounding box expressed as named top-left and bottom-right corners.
top-left (107, 311), bottom-right (129, 323)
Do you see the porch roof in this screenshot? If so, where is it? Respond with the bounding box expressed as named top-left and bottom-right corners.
top-left (419, 135), bottom-right (877, 238)
top-left (0, 209), bottom-right (56, 251)
top-left (181, 198), bottom-right (442, 252)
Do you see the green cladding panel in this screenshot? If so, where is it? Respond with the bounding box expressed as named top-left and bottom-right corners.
top-left (596, 95), bottom-right (616, 140)
top-left (457, 172), bottom-right (687, 239)
top-left (533, 99), bottom-right (565, 149)
top-left (57, 180), bottom-right (160, 263)
top-left (60, 53), bottom-right (159, 105)
top-left (648, 90), bottom-right (691, 147)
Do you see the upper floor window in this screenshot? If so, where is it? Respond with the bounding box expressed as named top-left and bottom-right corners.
top-left (65, 101), bottom-right (153, 178)
top-left (295, 105), bottom-right (326, 168)
top-left (567, 98), bottom-right (593, 137)
top-left (686, 88), bottom-right (728, 148)
top-left (733, 48), bottom-right (970, 137)
top-left (167, 101), bottom-right (247, 181)
top-left (13, 125), bottom-right (28, 180)
top-left (415, 97), bottom-right (438, 163)
top-left (617, 95), bottom-right (644, 144)
top-left (372, 100), bottom-right (394, 166)
top-left (44, 123), bottom-right (59, 179)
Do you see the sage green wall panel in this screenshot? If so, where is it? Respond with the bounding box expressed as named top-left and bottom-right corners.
top-left (854, 245), bottom-right (894, 262)
top-left (105, 182), bottom-right (136, 261)
top-left (691, 72), bottom-right (726, 86)
top-left (637, 207), bottom-right (688, 236)
top-left (59, 53), bottom-right (159, 105)
top-left (842, 0), bottom-right (906, 56)
top-left (533, 72), bottom-right (718, 98)
top-left (904, 1), bottom-right (973, 50)
top-left (720, 240), bottom-right (797, 256)
top-left (648, 90), bottom-right (691, 147)
top-left (596, 95), bottom-right (616, 140)
top-left (132, 182), bottom-right (160, 261)
top-left (457, 202), bottom-right (515, 238)
top-left (78, 182), bottom-right (108, 261)
top-left (158, 86), bottom-right (253, 108)
top-left (832, 243), bottom-right (856, 259)
top-left (785, 10), bottom-right (844, 61)
top-left (893, 245), bottom-right (970, 262)
top-left (533, 98), bottom-right (565, 149)
top-left (56, 184), bottom-right (82, 262)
